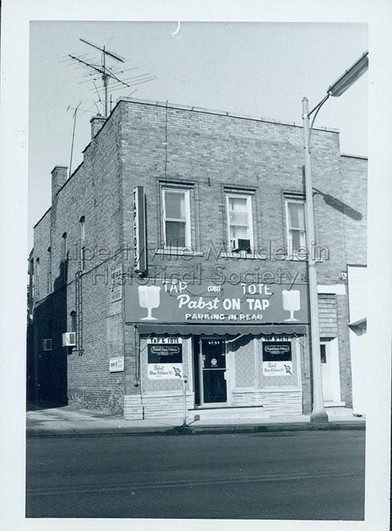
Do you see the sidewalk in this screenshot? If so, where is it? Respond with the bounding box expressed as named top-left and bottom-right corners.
top-left (26, 405), bottom-right (366, 437)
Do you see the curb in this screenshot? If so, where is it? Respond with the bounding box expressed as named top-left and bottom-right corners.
top-left (26, 421), bottom-right (365, 438)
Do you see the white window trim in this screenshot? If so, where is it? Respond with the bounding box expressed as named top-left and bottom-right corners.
top-left (226, 193), bottom-right (254, 252)
top-left (285, 198), bottom-right (306, 260)
top-left (162, 187), bottom-right (191, 249)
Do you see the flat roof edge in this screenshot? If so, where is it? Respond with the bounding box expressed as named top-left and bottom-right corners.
top-left (341, 152), bottom-right (368, 161)
top-left (33, 207), bottom-right (51, 229)
top-left (117, 97), bottom-right (340, 134)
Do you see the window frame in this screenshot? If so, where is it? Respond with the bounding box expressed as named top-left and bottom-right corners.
top-left (285, 197), bottom-right (307, 260)
top-left (61, 232), bottom-right (68, 262)
top-left (47, 246), bottom-right (52, 294)
top-left (225, 192), bottom-right (254, 253)
top-left (70, 311), bottom-right (77, 333)
top-left (161, 187), bottom-right (191, 249)
top-left (79, 216), bottom-right (86, 272)
top-left (34, 257), bottom-right (40, 300)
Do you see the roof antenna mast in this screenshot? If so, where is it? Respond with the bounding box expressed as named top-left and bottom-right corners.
top-left (67, 102), bottom-right (81, 177)
top-left (69, 39), bottom-right (125, 117)
top-left (66, 39), bottom-right (157, 117)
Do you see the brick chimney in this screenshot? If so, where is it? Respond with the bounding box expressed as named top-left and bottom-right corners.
top-left (51, 166), bottom-right (68, 202)
top-left (90, 114), bottom-right (106, 138)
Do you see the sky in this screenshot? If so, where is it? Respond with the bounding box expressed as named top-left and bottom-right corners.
top-left (29, 21), bottom-right (368, 241)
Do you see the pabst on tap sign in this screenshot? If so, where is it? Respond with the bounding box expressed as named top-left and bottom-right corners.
top-left (125, 279), bottom-right (309, 324)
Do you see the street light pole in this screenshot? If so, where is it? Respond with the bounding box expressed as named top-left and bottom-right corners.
top-left (303, 97), bottom-right (328, 422)
top-left (302, 51), bottom-right (368, 423)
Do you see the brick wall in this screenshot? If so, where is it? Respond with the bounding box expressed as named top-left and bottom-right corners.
top-left (118, 100), bottom-right (362, 289)
top-left (340, 155), bottom-right (367, 266)
top-left (31, 105), bottom-right (127, 413)
top-left (32, 210), bottom-right (51, 301)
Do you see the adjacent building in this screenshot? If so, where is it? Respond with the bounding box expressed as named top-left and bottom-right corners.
top-left (27, 98), bottom-right (367, 421)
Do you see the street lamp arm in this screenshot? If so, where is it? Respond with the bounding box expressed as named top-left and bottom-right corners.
top-left (307, 93), bottom-right (330, 119)
top-left (304, 94), bottom-right (331, 149)
top-left (309, 94), bottom-right (329, 131)
top-left (305, 51), bottom-right (368, 148)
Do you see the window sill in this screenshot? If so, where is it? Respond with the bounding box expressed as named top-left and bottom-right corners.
top-left (324, 400), bottom-right (346, 408)
top-left (284, 257), bottom-right (325, 263)
top-left (155, 248), bottom-right (204, 257)
top-left (221, 252), bottom-right (267, 260)
top-left (260, 386), bottom-right (302, 392)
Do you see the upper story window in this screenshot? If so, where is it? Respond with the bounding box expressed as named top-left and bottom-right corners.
top-left (47, 247), bottom-right (52, 294)
top-left (79, 216), bottom-right (85, 242)
top-left (162, 188), bottom-right (191, 248)
top-left (35, 258), bottom-right (40, 299)
top-left (79, 216), bottom-right (86, 271)
top-left (285, 198), bottom-right (306, 258)
top-left (70, 311), bottom-right (77, 333)
top-left (61, 232), bottom-right (68, 261)
top-left (226, 193), bottom-right (253, 252)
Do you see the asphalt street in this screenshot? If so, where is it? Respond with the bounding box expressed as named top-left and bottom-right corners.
top-left (26, 429), bottom-right (365, 520)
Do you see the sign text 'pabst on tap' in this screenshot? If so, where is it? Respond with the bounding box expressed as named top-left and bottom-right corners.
top-left (125, 278), bottom-right (308, 324)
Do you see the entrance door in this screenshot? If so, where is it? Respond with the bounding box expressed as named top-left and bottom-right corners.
top-left (201, 338), bottom-right (227, 404)
top-left (321, 339), bottom-right (341, 403)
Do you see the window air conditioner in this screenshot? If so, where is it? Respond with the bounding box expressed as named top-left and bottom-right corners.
top-left (62, 332), bottom-right (77, 347)
top-left (231, 238), bottom-right (251, 253)
top-left (42, 339), bottom-right (53, 351)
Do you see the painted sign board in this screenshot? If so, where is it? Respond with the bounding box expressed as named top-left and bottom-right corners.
top-left (125, 279), bottom-right (308, 324)
top-left (147, 337), bottom-right (183, 380)
top-left (262, 341), bottom-right (293, 376)
top-left (133, 186), bottom-right (148, 276)
top-left (147, 344), bottom-right (183, 364)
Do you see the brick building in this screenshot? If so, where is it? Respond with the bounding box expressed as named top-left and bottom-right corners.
top-left (27, 98), bottom-right (367, 421)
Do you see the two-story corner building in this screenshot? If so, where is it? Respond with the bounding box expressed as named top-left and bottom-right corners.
top-left (27, 98), bottom-right (367, 421)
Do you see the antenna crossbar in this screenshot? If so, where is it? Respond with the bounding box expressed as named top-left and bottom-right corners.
top-left (66, 38), bottom-right (157, 117)
top-left (79, 38), bottom-right (125, 62)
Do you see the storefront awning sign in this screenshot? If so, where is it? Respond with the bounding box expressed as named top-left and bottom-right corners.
top-left (125, 279), bottom-right (309, 325)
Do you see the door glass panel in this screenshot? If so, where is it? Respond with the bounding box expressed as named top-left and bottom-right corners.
top-left (203, 370), bottom-right (227, 403)
top-left (320, 344), bottom-right (327, 364)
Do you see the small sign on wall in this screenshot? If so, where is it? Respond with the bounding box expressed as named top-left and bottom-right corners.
top-left (262, 342), bottom-right (293, 376)
top-left (109, 356), bottom-right (125, 372)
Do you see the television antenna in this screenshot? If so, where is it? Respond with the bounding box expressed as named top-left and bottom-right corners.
top-left (67, 38), bottom-right (157, 117)
top-left (67, 101), bottom-right (82, 177)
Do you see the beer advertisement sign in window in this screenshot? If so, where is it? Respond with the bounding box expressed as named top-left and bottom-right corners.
top-left (262, 341), bottom-right (293, 376)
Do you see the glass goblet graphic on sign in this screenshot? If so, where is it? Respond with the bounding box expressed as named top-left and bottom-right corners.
top-left (282, 289), bottom-right (301, 322)
top-left (138, 285), bottom-right (161, 320)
